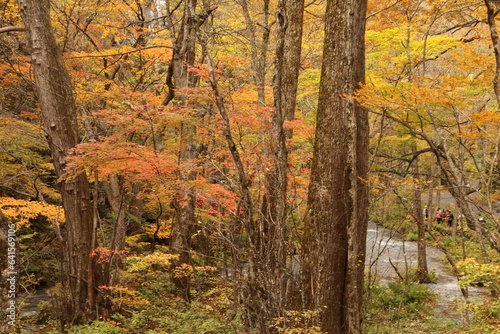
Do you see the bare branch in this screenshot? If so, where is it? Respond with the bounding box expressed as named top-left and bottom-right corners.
top-left (0, 26), bottom-right (26, 33)
top-left (63, 45), bottom-right (173, 59)
top-left (367, 0), bottom-right (404, 20)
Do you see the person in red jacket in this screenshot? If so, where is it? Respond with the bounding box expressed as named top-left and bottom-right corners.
top-left (435, 208), bottom-right (443, 224)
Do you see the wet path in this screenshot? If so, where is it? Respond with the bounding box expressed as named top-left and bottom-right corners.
top-left (366, 222), bottom-right (488, 321)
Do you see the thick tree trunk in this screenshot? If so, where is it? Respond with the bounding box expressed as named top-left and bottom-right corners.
top-left (302, 0), bottom-right (368, 333)
top-left (17, 0), bottom-right (95, 324)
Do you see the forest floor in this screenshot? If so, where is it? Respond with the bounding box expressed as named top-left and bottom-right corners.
top-left (16, 221), bottom-right (491, 332)
top-left (366, 221), bottom-right (488, 325)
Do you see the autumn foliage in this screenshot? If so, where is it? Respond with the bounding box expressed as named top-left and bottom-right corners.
top-left (1, 0), bottom-right (500, 333)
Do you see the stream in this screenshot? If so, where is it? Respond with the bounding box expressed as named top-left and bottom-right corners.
top-left (18, 287), bottom-right (51, 319)
top-left (366, 221), bottom-right (488, 322)
top-left (18, 222), bottom-right (488, 324)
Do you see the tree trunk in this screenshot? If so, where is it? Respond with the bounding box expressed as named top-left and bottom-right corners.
top-left (484, 0), bottom-right (500, 106)
top-left (101, 175), bottom-right (129, 292)
top-left (17, 0), bottom-right (95, 324)
top-left (128, 183), bottom-right (144, 235)
top-left (280, 0), bottom-right (304, 139)
top-left (103, 175), bottom-right (128, 256)
top-left (411, 146), bottom-right (428, 281)
top-left (163, 0), bottom-right (203, 297)
top-left (238, 0), bottom-right (271, 107)
top-left (426, 159), bottom-right (435, 229)
top-left (434, 135), bottom-right (500, 255)
top-left (302, 0), bottom-right (368, 332)
top-left (253, 0), bottom-right (304, 329)
top-left (205, 51), bottom-right (256, 327)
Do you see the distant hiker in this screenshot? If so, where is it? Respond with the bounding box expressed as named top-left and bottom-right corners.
top-left (423, 205), bottom-right (429, 219)
top-left (435, 208), bottom-right (443, 224)
top-left (447, 211), bottom-right (454, 227)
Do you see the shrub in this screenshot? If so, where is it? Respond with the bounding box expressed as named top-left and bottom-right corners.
top-left (406, 266), bottom-right (439, 284)
top-left (457, 299), bottom-right (500, 333)
top-left (367, 282), bottom-right (436, 321)
top-left (122, 302), bottom-right (240, 333)
top-left (271, 310), bottom-right (324, 333)
top-left (457, 258), bottom-right (500, 289)
top-left (67, 321), bottom-right (127, 334)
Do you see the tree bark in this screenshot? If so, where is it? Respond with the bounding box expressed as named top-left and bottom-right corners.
top-left (163, 0), bottom-right (203, 297)
top-left (255, 0), bottom-right (304, 329)
top-left (17, 0), bottom-right (95, 324)
top-left (484, 0), bottom-right (500, 106)
top-left (0, 26), bottom-right (25, 33)
top-left (302, 0), bottom-right (368, 333)
top-left (434, 136), bottom-right (500, 256)
top-left (204, 50), bottom-right (259, 329)
top-left (279, 0), bottom-right (304, 136)
top-left (237, 0), bottom-right (271, 107)
top-left (101, 174), bottom-right (132, 294)
top-left (103, 176), bottom-right (128, 256)
top-left (411, 145), bottom-right (428, 281)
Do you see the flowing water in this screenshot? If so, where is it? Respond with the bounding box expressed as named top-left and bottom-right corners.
top-left (19, 287), bottom-right (51, 319)
top-left (366, 221), bottom-right (488, 323)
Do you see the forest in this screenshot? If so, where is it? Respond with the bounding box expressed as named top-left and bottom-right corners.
top-left (0, 0), bottom-right (500, 333)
